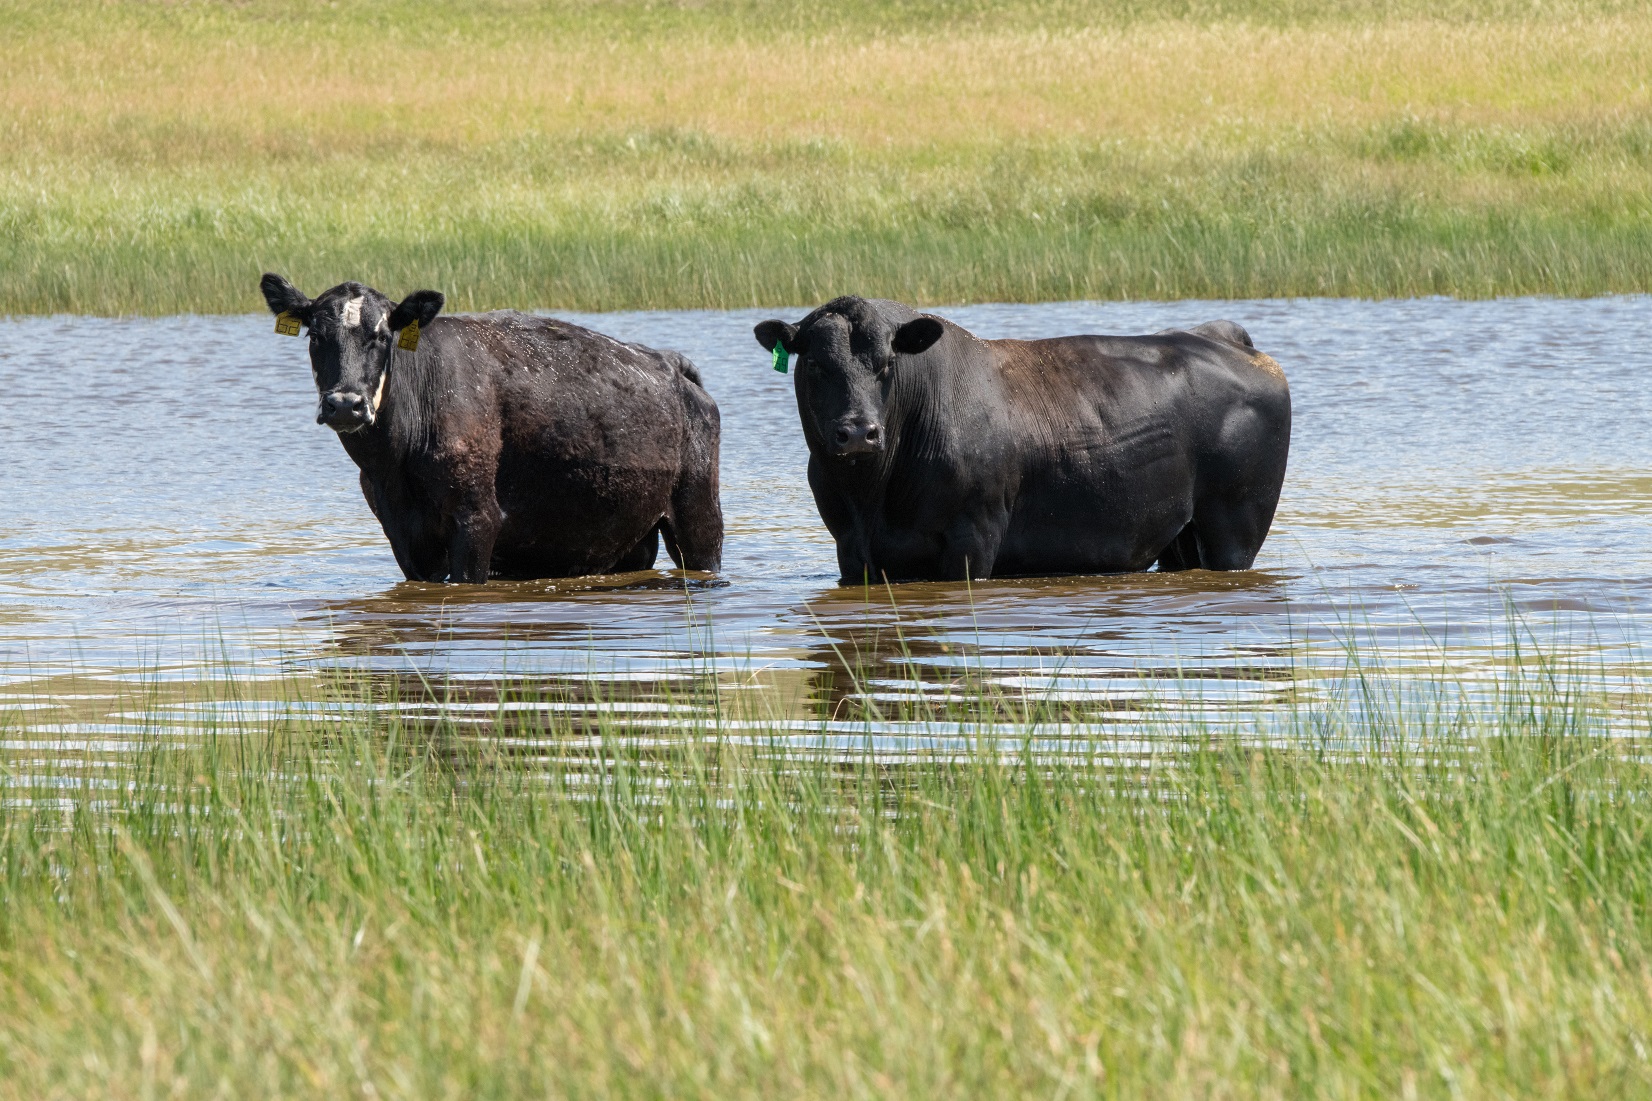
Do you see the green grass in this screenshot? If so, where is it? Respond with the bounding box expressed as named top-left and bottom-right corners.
top-left (3, 0), bottom-right (1651, 313)
top-left (3, 646), bottom-right (1651, 1098)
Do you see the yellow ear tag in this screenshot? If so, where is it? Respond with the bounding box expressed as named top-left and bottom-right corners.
top-left (274, 312), bottom-right (302, 337)
top-left (397, 319), bottom-right (421, 351)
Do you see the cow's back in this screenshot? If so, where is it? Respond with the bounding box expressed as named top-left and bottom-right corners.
top-left (416, 312), bottom-right (707, 574)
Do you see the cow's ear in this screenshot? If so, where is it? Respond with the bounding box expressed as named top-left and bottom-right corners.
top-left (260, 273), bottom-right (312, 321)
top-left (754, 320), bottom-right (799, 354)
top-left (389, 290), bottom-right (445, 332)
top-left (892, 317), bottom-right (944, 355)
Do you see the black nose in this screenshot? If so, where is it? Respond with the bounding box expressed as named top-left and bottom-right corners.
top-left (321, 391), bottom-right (368, 425)
top-left (832, 420), bottom-right (883, 454)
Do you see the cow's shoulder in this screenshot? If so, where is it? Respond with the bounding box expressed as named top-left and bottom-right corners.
top-left (438, 313), bottom-right (680, 379)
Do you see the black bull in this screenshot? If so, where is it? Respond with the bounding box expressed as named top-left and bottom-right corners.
top-left (756, 297), bottom-right (1291, 583)
top-left (262, 275), bottom-right (722, 583)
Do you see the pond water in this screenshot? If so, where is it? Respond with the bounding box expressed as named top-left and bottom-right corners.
top-left (2, 297), bottom-right (1650, 742)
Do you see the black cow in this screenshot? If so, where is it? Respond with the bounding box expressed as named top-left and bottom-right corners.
top-left (261, 274), bottom-right (722, 582)
top-left (754, 296), bottom-right (1289, 582)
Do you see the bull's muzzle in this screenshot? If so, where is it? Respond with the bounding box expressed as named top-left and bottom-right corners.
top-left (830, 419), bottom-right (883, 457)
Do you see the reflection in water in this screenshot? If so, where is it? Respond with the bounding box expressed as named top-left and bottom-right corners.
top-left (314, 574), bottom-right (727, 657)
top-left (783, 571), bottom-right (1294, 723)
top-left (0, 297), bottom-right (1650, 749)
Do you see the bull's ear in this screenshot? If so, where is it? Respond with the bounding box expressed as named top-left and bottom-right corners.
top-left (260, 273), bottom-right (312, 321)
top-left (754, 320), bottom-right (799, 354)
top-left (892, 317), bottom-right (944, 355)
top-left (389, 290), bottom-right (445, 332)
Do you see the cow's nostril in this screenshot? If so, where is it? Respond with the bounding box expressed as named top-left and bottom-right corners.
top-left (322, 393), bottom-right (369, 423)
top-left (865, 425), bottom-right (880, 442)
top-left (835, 427), bottom-right (851, 444)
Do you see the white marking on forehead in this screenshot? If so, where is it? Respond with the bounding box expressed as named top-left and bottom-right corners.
top-left (342, 296), bottom-right (363, 328)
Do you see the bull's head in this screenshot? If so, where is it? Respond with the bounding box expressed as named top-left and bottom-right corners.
top-left (754, 296), bottom-right (944, 460)
top-left (260, 274), bottom-right (444, 433)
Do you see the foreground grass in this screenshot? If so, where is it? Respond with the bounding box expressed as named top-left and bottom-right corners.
top-left (2, 656), bottom-right (1651, 1098)
top-left (3, 0), bottom-right (1651, 313)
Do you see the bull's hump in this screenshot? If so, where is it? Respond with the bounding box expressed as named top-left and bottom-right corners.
top-left (1250, 351), bottom-right (1287, 383)
top-left (993, 334), bottom-right (1161, 374)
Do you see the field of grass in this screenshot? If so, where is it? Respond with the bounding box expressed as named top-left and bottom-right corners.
top-left (3, 0), bottom-right (1651, 314)
top-left (3, 651), bottom-right (1652, 1098)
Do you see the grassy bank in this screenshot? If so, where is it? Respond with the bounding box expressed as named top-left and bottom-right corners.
top-left (3, 656), bottom-right (1651, 1098)
top-left (3, 0), bottom-right (1650, 313)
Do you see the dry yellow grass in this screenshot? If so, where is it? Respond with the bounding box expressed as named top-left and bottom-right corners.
top-left (2, 1), bottom-right (1649, 311)
top-left (7, 18), bottom-right (1647, 150)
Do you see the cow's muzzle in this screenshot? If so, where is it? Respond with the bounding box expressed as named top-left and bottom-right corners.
top-left (830, 419), bottom-right (883, 457)
top-left (319, 390), bottom-right (373, 431)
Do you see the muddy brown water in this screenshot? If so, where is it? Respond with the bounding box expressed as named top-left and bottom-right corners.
top-left (2, 297), bottom-right (1650, 746)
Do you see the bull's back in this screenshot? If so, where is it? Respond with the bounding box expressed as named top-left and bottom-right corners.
top-left (985, 330), bottom-right (1287, 571)
top-left (990, 332), bottom-right (1269, 462)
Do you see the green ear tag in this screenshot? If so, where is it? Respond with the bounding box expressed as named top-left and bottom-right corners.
top-left (772, 343), bottom-right (788, 374)
top-left (397, 319), bottom-right (421, 351)
top-left (274, 312), bottom-right (301, 337)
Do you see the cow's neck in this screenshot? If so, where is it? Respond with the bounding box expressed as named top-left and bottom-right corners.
top-left (339, 351), bottom-right (414, 473)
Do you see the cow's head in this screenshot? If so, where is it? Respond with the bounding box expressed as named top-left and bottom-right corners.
top-left (260, 274), bottom-right (444, 433)
top-left (754, 296), bottom-right (944, 460)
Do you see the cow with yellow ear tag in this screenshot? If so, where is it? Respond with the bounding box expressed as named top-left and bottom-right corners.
top-left (261, 273), bottom-right (723, 584)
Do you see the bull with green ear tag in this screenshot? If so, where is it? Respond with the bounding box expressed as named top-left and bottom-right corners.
top-left (754, 295), bottom-right (1290, 584)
